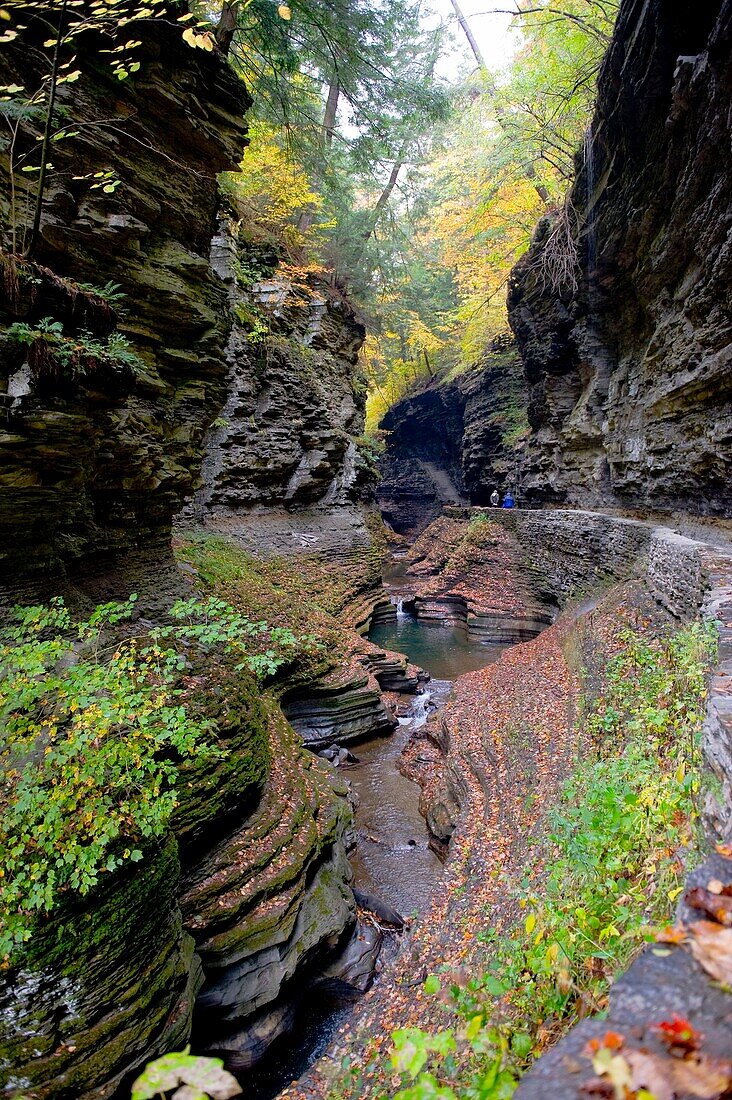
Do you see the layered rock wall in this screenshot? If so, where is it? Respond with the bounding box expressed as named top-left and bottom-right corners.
top-left (0, 16), bottom-right (370, 1096)
top-left (0, 17), bottom-right (249, 601)
top-left (0, 836), bottom-right (199, 1100)
top-left (508, 0), bottom-right (732, 513)
top-left (188, 229), bottom-right (368, 520)
top-left (377, 339), bottom-right (527, 536)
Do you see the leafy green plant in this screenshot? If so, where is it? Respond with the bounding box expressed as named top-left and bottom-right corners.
top-left (233, 300), bottom-right (270, 344)
top-left (7, 315), bottom-right (144, 384)
top-left (159, 595), bottom-right (309, 681)
top-left (75, 280), bottom-right (126, 305)
top-left (0, 592), bottom-right (310, 959)
top-left (131, 1049), bottom-right (241, 1099)
top-left (0, 595), bottom-right (214, 957)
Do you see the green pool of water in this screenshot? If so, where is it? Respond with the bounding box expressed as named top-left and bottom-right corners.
top-left (369, 614), bottom-right (506, 681)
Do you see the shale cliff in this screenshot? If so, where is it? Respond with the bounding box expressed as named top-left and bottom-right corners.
top-left (508, 0), bottom-right (732, 514)
top-left (0, 17), bottom-right (249, 602)
top-left (191, 229), bottom-right (368, 519)
top-left (377, 338), bottom-right (528, 535)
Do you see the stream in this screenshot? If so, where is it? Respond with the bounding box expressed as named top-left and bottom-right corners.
top-left (246, 589), bottom-right (507, 1099)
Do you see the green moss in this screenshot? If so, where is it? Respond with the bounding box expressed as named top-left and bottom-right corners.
top-left (0, 834), bottom-right (196, 1097)
top-left (173, 659), bottom-right (271, 860)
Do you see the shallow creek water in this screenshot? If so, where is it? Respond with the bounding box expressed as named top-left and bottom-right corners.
top-left (246, 598), bottom-right (506, 1099)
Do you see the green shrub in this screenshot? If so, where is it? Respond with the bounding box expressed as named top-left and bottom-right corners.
top-left (0, 593), bottom-right (309, 959)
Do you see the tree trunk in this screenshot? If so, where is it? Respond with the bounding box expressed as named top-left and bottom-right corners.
top-left (449, 0), bottom-right (486, 67)
top-left (298, 77), bottom-right (340, 234)
top-left (362, 158), bottom-right (403, 239)
top-left (450, 0), bottom-right (549, 206)
top-left (215, 1), bottom-right (239, 55)
top-left (26, 0), bottom-right (68, 259)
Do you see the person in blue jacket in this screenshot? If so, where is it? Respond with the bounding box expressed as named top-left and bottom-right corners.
top-left (502, 491), bottom-right (515, 508)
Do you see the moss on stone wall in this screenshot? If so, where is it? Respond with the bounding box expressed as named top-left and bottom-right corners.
top-left (173, 659), bottom-right (271, 861)
top-left (0, 834), bottom-right (198, 1099)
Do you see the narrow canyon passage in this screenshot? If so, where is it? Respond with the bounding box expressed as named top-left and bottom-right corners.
top-left (244, 556), bottom-right (512, 1099)
top-left (1, 0), bottom-right (731, 1096)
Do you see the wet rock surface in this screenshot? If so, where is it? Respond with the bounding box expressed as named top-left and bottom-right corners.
top-left (282, 661), bottom-right (397, 749)
top-left (182, 704), bottom-right (355, 1063)
top-left (0, 836), bottom-right (198, 1100)
top-left (396, 514), bottom-right (556, 643)
top-left (508, 0), bottom-right (732, 515)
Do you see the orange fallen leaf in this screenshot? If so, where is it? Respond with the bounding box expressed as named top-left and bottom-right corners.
top-left (585, 1031), bottom-right (625, 1055)
top-left (688, 919), bottom-right (732, 985)
top-left (655, 923), bottom-right (687, 944)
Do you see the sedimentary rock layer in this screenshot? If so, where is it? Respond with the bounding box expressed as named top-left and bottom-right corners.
top-left (0, 836), bottom-right (198, 1100)
top-left (188, 230), bottom-right (368, 519)
top-left (508, 0), bottom-right (732, 514)
top-left (283, 659), bottom-right (397, 748)
top-left (182, 705), bottom-right (354, 1058)
top-left (0, 17), bottom-right (248, 600)
top-left (394, 514), bottom-right (556, 643)
top-left (377, 339), bottom-right (527, 536)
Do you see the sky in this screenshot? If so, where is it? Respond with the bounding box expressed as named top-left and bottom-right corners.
top-left (430, 0), bottom-right (522, 84)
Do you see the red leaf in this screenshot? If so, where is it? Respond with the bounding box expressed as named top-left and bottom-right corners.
top-left (652, 1014), bottom-right (703, 1053)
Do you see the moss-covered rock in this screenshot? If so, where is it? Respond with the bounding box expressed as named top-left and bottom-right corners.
top-left (0, 835), bottom-right (198, 1100)
top-left (181, 701), bottom-right (355, 1044)
top-left (173, 659), bottom-right (271, 860)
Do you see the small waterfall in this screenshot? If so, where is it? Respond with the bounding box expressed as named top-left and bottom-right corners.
top-left (409, 689), bottom-right (432, 729)
top-left (394, 597), bottom-right (408, 621)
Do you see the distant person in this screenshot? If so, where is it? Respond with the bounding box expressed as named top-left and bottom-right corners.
top-left (490, 489), bottom-right (500, 507)
top-left (502, 491), bottom-right (515, 509)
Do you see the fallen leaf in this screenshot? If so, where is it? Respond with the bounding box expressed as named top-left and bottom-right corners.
top-left (591, 1047), bottom-right (632, 1098)
top-left (131, 1052), bottom-right (241, 1100)
top-left (655, 924), bottom-right (687, 944)
top-left (686, 887), bottom-right (732, 926)
top-left (585, 1032), bottom-right (625, 1055)
top-left (626, 1048), bottom-right (732, 1100)
top-left (579, 1081), bottom-right (614, 1097)
top-left (688, 919), bottom-right (732, 985)
top-left (652, 1013), bottom-right (703, 1053)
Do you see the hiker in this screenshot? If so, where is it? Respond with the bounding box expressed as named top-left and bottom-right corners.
top-left (502, 491), bottom-right (515, 509)
top-left (490, 489), bottom-right (500, 507)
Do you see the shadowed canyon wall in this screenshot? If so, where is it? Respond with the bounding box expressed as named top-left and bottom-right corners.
top-left (377, 338), bottom-right (528, 536)
top-left (508, 0), bottom-right (732, 514)
top-left (0, 16), bottom-right (377, 1097)
top-left (0, 18), bottom-right (249, 603)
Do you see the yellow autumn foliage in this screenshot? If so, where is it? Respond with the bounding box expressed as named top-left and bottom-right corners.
top-left (222, 121), bottom-right (323, 247)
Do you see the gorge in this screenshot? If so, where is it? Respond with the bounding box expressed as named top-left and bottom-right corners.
top-left (0, 0), bottom-right (731, 1098)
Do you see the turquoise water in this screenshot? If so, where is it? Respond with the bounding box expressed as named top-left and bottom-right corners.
top-left (369, 614), bottom-right (506, 680)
